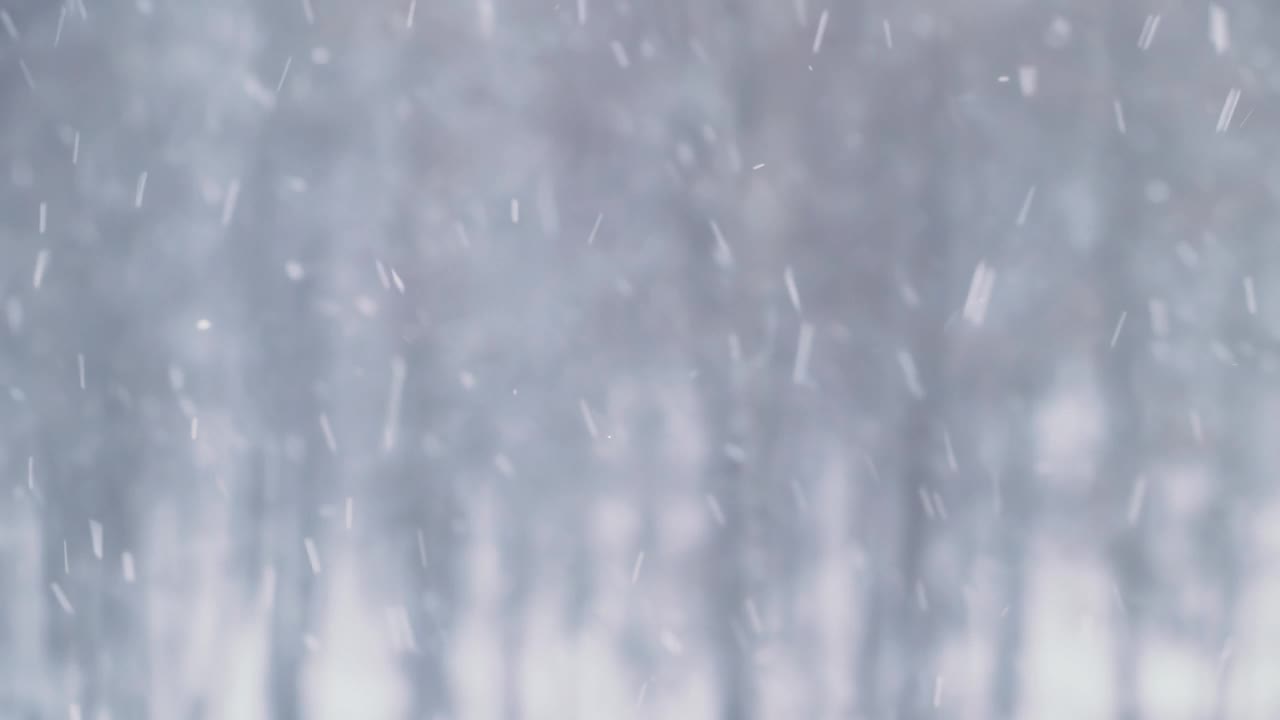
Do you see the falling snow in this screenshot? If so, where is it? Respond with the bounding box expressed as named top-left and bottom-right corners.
top-left (0, 3), bottom-right (1272, 719)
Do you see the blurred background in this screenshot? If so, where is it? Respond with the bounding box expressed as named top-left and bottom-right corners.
top-left (1, 1), bottom-right (1277, 718)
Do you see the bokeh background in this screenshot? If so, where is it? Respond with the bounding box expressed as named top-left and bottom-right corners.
top-left (1, 1), bottom-right (1277, 718)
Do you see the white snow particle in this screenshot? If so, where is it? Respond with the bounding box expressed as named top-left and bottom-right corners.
top-left (32, 249), bottom-right (50, 289)
top-left (90, 520), bottom-right (103, 559)
top-left (304, 538), bottom-right (322, 574)
top-left (50, 582), bottom-right (74, 615)
top-left (318, 414), bottom-right (338, 455)
top-left (276, 57), bottom-right (293, 93)
top-left (1017, 65), bottom-right (1038, 97)
top-left (586, 212), bottom-right (604, 245)
top-left (579, 398), bottom-right (599, 439)
top-left (709, 220), bottom-right (733, 267)
top-left (18, 59), bottom-right (34, 89)
top-left (135, 171), bottom-right (148, 208)
top-left (784, 265), bottom-right (803, 314)
top-left (382, 355), bottom-right (407, 451)
top-left (1138, 14), bottom-right (1161, 50)
top-left (1127, 476), bottom-right (1147, 526)
top-left (1016, 185), bottom-right (1036, 226)
top-left (477, 0), bottom-right (495, 37)
top-left (0, 10), bottom-right (17, 39)
top-left (1216, 88), bottom-right (1241, 133)
top-left (1110, 311), bottom-right (1127, 348)
top-left (792, 323), bottom-right (815, 385)
top-left (812, 10), bottom-right (829, 54)
top-left (705, 494), bottom-right (727, 526)
top-left (659, 629), bottom-right (684, 656)
top-left (1209, 4), bottom-right (1230, 55)
top-left (897, 350), bottom-right (925, 399)
top-left (610, 40), bottom-right (630, 68)
top-left (220, 179), bottom-right (241, 226)
top-left (962, 261), bottom-right (997, 326)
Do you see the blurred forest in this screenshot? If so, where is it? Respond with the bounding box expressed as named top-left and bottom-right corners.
top-left (2, 1), bottom-right (1279, 718)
